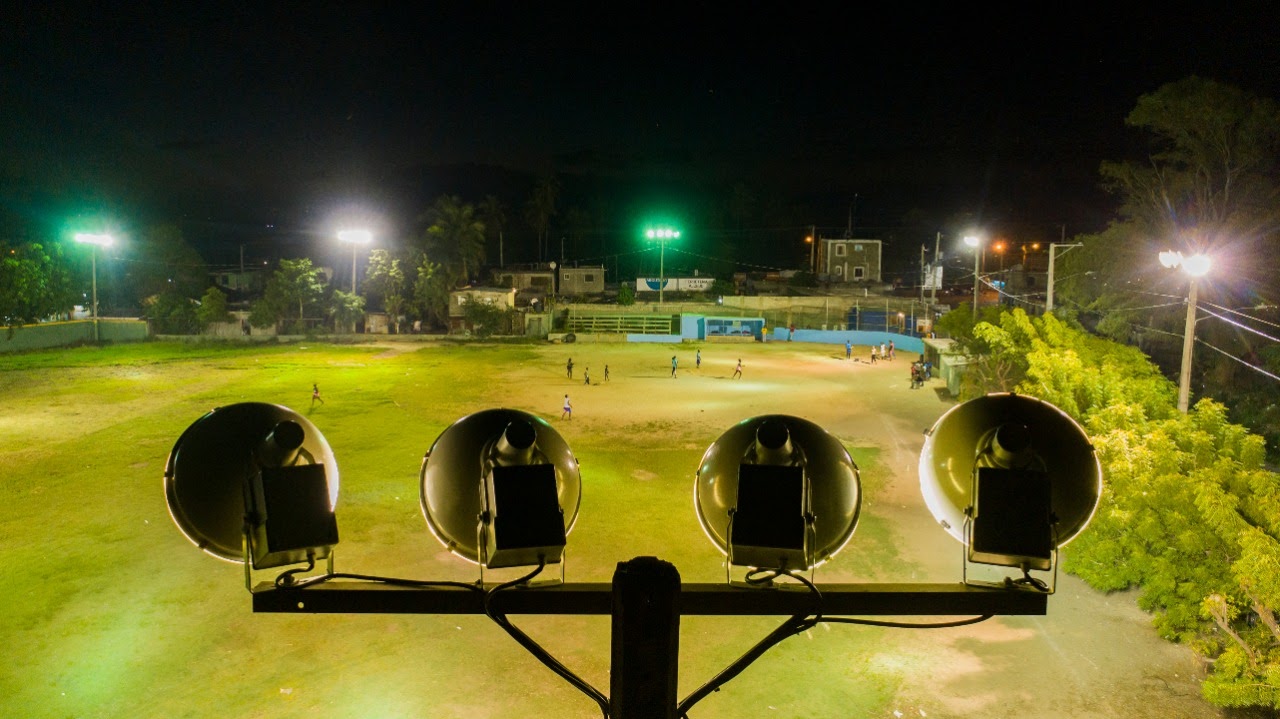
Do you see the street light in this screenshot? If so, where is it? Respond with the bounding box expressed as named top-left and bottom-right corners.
top-left (963, 235), bottom-right (982, 315)
top-left (336, 229), bottom-right (372, 294)
top-left (644, 226), bottom-right (681, 304)
top-left (1159, 250), bottom-right (1211, 413)
top-left (74, 232), bottom-right (114, 341)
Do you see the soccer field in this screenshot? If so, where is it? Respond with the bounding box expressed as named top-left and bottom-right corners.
top-left (0, 340), bottom-right (1224, 718)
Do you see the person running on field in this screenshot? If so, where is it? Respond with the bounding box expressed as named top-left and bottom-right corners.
top-left (561, 394), bottom-right (572, 420)
top-left (888, 340), bottom-right (896, 361)
top-left (671, 355), bottom-right (678, 378)
top-left (732, 358), bottom-right (743, 379)
top-left (311, 383), bottom-right (324, 407)
top-left (584, 367), bottom-right (590, 385)
top-left (566, 357), bottom-right (574, 379)
top-left (696, 349), bottom-right (701, 369)
top-left (604, 364), bottom-right (610, 382)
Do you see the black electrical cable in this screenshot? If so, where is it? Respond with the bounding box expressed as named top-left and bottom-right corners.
top-left (271, 555), bottom-right (486, 592)
top-left (818, 615), bottom-right (993, 630)
top-left (484, 560), bottom-right (611, 719)
top-left (677, 570), bottom-right (822, 717)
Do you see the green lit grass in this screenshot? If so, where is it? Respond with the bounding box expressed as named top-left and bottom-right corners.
top-left (0, 340), bottom-right (951, 718)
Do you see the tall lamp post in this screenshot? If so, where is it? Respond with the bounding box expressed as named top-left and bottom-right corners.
top-left (336, 229), bottom-right (372, 294)
top-left (74, 233), bottom-right (114, 341)
top-left (645, 226), bottom-right (680, 304)
top-left (963, 235), bottom-right (982, 315)
top-left (1159, 250), bottom-right (1211, 413)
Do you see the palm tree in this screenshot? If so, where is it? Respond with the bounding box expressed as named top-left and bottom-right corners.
top-left (425, 195), bottom-right (486, 283)
top-left (524, 175), bottom-right (560, 261)
top-left (479, 195), bottom-right (507, 267)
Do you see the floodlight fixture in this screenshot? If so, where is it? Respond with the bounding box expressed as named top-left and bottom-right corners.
top-left (73, 232), bottom-right (114, 247)
top-left (336, 229), bottom-right (372, 244)
top-left (694, 415), bottom-right (860, 581)
top-left (420, 409), bottom-right (581, 579)
top-left (919, 393), bottom-right (1101, 590)
top-left (642, 224), bottom-right (682, 303)
top-left (164, 403), bottom-right (340, 578)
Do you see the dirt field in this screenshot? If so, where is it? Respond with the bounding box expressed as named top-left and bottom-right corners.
top-left (520, 338), bottom-right (1226, 718)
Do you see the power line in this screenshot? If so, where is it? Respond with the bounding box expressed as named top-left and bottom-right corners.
top-left (1197, 306), bottom-right (1280, 345)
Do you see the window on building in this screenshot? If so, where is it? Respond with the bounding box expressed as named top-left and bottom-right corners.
top-left (853, 266), bottom-right (865, 280)
top-left (834, 265), bottom-right (844, 276)
top-left (564, 273), bottom-right (570, 281)
top-left (854, 244), bottom-right (863, 252)
top-left (585, 274), bottom-right (595, 282)
top-left (834, 244), bottom-right (846, 257)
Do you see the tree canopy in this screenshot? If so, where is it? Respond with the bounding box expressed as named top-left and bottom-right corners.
top-left (954, 308), bottom-right (1280, 709)
top-left (0, 240), bottom-right (77, 331)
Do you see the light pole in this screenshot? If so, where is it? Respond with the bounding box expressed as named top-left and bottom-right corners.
top-left (645, 226), bottom-right (680, 304)
top-left (337, 229), bottom-right (372, 294)
top-left (1159, 250), bottom-right (1211, 413)
top-left (74, 233), bottom-right (114, 341)
top-left (963, 235), bottom-right (982, 315)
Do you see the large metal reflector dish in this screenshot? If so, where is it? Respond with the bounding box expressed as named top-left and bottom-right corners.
top-left (164, 403), bottom-right (340, 562)
top-left (694, 415), bottom-right (861, 569)
top-left (420, 409), bottom-right (582, 565)
top-left (919, 393), bottom-right (1102, 550)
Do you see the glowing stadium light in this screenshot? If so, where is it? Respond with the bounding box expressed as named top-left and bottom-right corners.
top-left (919, 393), bottom-right (1102, 590)
top-left (420, 409), bottom-right (581, 580)
top-left (164, 403), bottom-right (340, 577)
top-left (694, 415), bottom-right (861, 581)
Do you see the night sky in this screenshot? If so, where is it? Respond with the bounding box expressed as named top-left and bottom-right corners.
top-left (5, 5), bottom-right (1280, 275)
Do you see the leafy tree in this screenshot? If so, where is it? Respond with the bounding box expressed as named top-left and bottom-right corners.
top-left (707, 278), bottom-right (735, 298)
top-left (953, 306), bottom-right (1280, 708)
top-left (412, 255), bottom-right (452, 330)
top-left (0, 240), bottom-right (77, 332)
top-left (144, 290), bottom-right (199, 334)
top-left (422, 195), bottom-right (485, 283)
top-left (460, 297), bottom-right (510, 337)
top-left (1053, 78), bottom-right (1280, 459)
top-left (364, 249), bottom-right (408, 331)
top-left (616, 284), bottom-right (635, 306)
top-left (250, 258), bottom-right (324, 331)
top-left (195, 286), bottom-right (232, 330)
top-left (327, 289), bottom-right (365, 332)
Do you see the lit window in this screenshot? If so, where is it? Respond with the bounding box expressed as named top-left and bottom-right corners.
top-left (854, 244), bottom-right (863, 252)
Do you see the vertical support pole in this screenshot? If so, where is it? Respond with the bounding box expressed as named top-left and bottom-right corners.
top-left (659, 241), bottom-right (665, 305)
top-left (930, 231), bottom-right (940, 308)
top-left (611, 557), bottom-right (680, 719)
top-left (1178, 279), bottom-right (1198, 414)
top-left (90, 247), bottom-right (99, 342)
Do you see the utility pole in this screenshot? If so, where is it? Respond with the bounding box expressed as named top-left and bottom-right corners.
top-left (810, 224), bottom-right (817, 274)
top-left (1046, 242), bottom-right (1082, 313)
top-left (930, 231), bottom-right (941, 307)
top-left (919, 244), bottom-right (927, 304)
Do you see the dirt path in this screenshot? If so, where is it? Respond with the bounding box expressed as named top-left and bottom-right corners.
top-left (524, 339), bottom-right (1227, 718)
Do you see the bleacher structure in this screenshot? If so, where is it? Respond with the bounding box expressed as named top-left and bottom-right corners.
top-left (566, 313), bottom-right (678, 335)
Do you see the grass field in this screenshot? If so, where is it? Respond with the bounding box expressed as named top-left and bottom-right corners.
top-left (0, 339), bottom-right (1226, 719)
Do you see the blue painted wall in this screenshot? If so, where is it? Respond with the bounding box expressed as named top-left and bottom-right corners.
top-left (768, 328), bottom-right (925, 354)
